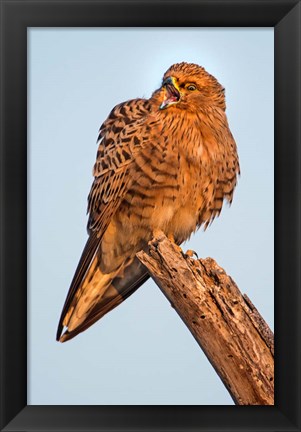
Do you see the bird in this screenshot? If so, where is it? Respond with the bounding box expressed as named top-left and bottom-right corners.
top-left (56, 62), bottom-right (240, 342)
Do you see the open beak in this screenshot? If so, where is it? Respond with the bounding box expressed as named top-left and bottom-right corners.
top-left (160, 76), bottom-right (181, 110)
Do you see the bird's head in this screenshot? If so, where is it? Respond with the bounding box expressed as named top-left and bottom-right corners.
top-left (158, 62), bottom-right (226, 112)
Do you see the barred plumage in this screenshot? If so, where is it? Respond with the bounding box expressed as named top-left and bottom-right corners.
top-left (57, 62), bottom-right (240, 342)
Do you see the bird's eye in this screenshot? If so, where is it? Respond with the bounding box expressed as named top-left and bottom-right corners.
top-left (186, 84), bottom-right (197, 91)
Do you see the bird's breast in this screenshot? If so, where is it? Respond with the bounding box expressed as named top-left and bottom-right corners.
top-left (118, 148), bottom-right (206, 243)
top-left (115, 109), bottom-right (237, 244)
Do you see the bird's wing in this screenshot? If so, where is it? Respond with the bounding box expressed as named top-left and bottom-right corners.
top-left (56, 99), bottom-right (151, 341)
top-left (88, 98), bottom-right (151, 234)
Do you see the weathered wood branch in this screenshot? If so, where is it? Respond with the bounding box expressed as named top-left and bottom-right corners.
top-left (136, 232), bottom-right (274, 405)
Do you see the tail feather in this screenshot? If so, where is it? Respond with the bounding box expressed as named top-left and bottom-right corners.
top-left (57, 255), bottom-right (149, 342)
top-left (56, 232), bottom-right (100, 341)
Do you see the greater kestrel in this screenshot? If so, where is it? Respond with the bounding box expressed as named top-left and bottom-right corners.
top-left (57, 62), bottom-right (240, 342)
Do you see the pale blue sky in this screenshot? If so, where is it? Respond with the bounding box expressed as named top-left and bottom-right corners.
top-left (28, 28), bottom-right (273, 405)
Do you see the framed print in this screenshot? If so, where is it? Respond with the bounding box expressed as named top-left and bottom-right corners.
top-left (1, 0), bottom-right (300, 431)
top-left (27, 26), bottom-right (274, 407)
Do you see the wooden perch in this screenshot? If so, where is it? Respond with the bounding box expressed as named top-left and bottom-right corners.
top-left (136, 232), bottom-right (274, 406)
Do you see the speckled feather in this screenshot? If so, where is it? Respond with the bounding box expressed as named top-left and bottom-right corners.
top-left (57, 62), bottom-right (240, 342)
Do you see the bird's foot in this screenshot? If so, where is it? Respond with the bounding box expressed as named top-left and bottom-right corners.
top-left (167, 233), bottom-right (183, 253)
top-left (152, 229), bottom-right (165, 240)
top-left (184, 249), bottom-right (199, 259)
top-left (174, 244), bottom-right (183, 254)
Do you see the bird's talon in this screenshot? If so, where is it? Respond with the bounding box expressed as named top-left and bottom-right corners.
top-left (184, 249), bottom-right (199, 259)
top-left (174, 244), bottom-right (183, 254)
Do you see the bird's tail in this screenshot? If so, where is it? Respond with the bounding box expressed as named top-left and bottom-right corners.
top-left (56, 234), bottom-right (149, 342)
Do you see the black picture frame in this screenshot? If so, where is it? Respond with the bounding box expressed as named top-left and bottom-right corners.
top-left (1, 0), bottom-right (300, 431)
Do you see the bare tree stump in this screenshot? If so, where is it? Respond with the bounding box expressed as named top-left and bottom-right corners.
top-left (136, 232), bottom-right (274, 405)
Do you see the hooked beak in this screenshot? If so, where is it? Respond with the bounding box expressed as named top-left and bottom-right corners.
top-left (160, 76), bottom-right (181, 110)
